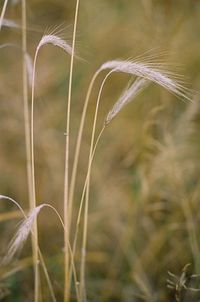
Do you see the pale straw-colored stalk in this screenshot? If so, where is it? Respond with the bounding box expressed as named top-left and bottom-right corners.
top-left (21, 0), bottom-right (34, 280)
top-left (63, 1), bottom-right (80, 301)
top-left (73, 78), bottom-right (148, 268)
top-left (68, 58), bottom-right (189, 242)
top-left (68, 70), bottom-right (99, 232)
top-left (0, 195), bottom-right (25, 216)
top-left (31, 34), bottom-right (73, 302)
top-left (79, 78), bottom-right (149, 299)
top-left (21, 2), bottom-right (40, 300)
top-left (77, 59), bottom-right (190, 300)
top-left (68, 125), bottom-right (105, 294)
top-left (79, 71), bottom-right (112, 300)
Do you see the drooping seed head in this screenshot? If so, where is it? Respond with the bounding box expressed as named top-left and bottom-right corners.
top-left (99, 60), bottom-right (191, 101)
top-left (36, 34), bottom-right (73, 56)
top-left (3, 204), bottom-right (45, 264)
top-left (105, 78), bottom-right (149, 124)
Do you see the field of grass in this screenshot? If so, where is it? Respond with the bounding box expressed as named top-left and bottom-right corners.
top-left (0, 1), bottom-right (200, 301)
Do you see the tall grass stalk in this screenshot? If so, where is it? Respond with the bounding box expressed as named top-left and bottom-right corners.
top-left (31, 34), bottom-right (73, 302)
top-left (79, 71), bottom-right (146, 299)
top-left (21, 0), bottom-right (34, 282)
top-left (63, 1), bottom-right (80, 301)
top-left (68, 125), bottom-right (105, 293)
top-left (31, 37), bottom-right (40, 302)
top-left (66, 68), bottom-right (107, 299)
top-left (68, 70), bottom-right (99, 227)
top-left (77, 59), bottom-right (191, 300)
top-left (79, 71), bottom-right (112, 300)
top-left (22, 2), bottom-right (40, 299)
top-left (68, 58), bottom-right (189, 239)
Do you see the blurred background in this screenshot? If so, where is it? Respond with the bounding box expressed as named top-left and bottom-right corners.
top-left (0, 0), bottom-right (200, 301)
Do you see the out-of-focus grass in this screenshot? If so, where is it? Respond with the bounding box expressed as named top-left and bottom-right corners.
top-left (0, 1), bottom-right (200, 301)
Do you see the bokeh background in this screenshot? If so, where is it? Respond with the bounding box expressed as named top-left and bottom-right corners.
top-left (0, 0), bottom-right (200, 301)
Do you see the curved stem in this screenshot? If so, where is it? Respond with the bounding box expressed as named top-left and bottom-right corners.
top-left (68, 70), bottom-right (100, 227)
top-left (67, 70), bottom-right (107, 297)
top-left (68, 126), bottom-right (105, 291)
top-left (37, 204), bottom-right (80, 302)
top-left (0, 195), bottom-right (56, 302)
top-left (79, 71), bottom-right (113, 301)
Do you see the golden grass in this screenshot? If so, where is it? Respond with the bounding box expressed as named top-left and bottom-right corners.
top-left (0, 1), bottom-right (200, 302)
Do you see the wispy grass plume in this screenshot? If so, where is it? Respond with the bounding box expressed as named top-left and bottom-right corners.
top-left (78, 57), bottom-right (192, 300)
top-left (100, 60), bottom-right (191, 101)
top-left (36, 34), bottom-right (73, 55)
top-left (105, 78), bottom-right (149, 124)
top-left (4, 205), bottom-right (45, 264)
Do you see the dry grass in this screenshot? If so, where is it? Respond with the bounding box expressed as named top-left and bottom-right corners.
top-left (0, 1), bottom-right (200, 302)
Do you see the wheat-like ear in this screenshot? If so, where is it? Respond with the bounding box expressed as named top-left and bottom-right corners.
top-left (36, 34), bottom-right (73, 55)
top-left (3, 205), bottom-right (45, 264)
top-left (99, 60), bottom-right (191, 101)
top-left (105, 78), bottom-right (149, 124)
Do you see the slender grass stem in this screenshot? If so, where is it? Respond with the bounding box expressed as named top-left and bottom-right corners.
top-left (67, 71), bottom-right (101, 295)
top-left (37, 204), bottom-right (80, 302)
top-left (79, 71), bottom-right (113, 301)
top-left (22, 0), bottom-right (32, 199)
top-left (68, 126), bottom-right (104, 294)
top-left (21, 0), bottom-right (34, 274)
top-left (31, 51), bottom-right (40, 302)
top-left (22, 1), bottom-right (40, 301)
top-left (63, 1), bottom-right (80, 301)
top-left (68, 71), bottom-right (99, 225)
